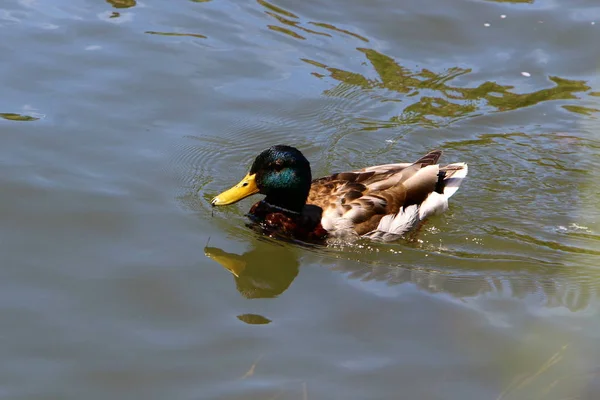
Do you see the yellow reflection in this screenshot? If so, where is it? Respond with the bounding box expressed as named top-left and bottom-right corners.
top-left (205, 241), bottom-right (299, 299)
top-left (0, 113), bottom-right (39, 122)
top-left (106, 0), bottom-right (136, 8)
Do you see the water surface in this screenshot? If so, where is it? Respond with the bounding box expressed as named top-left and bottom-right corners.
top-left (1, 0), bottom-right (600, 398)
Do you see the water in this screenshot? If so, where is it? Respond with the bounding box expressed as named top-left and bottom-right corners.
top-left (1, 0), bottom-right (599, 398)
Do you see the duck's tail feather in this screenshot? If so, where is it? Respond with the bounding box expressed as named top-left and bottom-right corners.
top-left (413, 149), bottom-right (443, 166)
top-left (363, 162), bottom-right (468, 242)
top-left (362, 204), bottom-right (420, 242)
top-left (439, 162), bottom-right (468, 199)
top-left (419, 162), bottom-right (468, 220)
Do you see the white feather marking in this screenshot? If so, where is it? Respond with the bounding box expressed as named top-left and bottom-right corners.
top-left (342, 208), bottom-right (363, 222)
top-left (361, 195), bottom-right (387, 208)
top-left (362, 204), bottom-right (420, 242)
top-left (418, 192), bottom-right (448, 220)
top-left (442, 163), bottom-right (468, 199)
top-left (326, 217), bottom-right (358, 239)
top-left (385, 204), bottom-right (420, 234)
top-left (320, 208), bottom-right (338, 231)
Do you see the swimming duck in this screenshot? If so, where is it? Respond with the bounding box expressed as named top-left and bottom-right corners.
top-left (211, 145), bottom-right (468, 243)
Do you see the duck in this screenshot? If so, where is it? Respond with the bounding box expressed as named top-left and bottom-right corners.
top-left (211, 145), bottom-right (468, 243)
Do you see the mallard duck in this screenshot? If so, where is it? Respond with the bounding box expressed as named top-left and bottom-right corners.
top-left (211, 145), bottom-right (468, 243)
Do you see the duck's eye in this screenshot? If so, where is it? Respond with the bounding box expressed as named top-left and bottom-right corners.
top-left (273, 159), bottom-right (284, 172)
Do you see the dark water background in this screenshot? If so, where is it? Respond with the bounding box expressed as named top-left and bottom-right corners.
top-left (2, 0), bottom-right (600, 398)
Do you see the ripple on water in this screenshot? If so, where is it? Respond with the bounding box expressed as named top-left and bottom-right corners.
top-left (166, 0), bottom-right (600, 319)
top-left (203, 233), bottom-right (600, 313)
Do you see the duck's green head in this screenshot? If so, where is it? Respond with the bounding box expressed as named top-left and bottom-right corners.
top-left (211, 145), bottom-right (312, 212)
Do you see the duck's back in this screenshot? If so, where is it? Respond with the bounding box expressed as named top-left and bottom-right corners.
top-left (306, 150), bottom-right (468, 241)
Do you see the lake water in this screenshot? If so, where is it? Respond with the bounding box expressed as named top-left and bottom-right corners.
top-left (2, 0), bottom-right (600, 399)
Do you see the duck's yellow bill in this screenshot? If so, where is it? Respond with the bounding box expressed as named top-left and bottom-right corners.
top-left (211, 173), bottom-right (259, 206)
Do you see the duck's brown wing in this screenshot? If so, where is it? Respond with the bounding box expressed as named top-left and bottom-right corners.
top-left (307, 150), bottom-right (445, 238)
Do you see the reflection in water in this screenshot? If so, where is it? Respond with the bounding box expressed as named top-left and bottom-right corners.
top-left (237, 314), bottom-right (272, 325)
top-left (255, 0), bottom-right (595, 128)
top-left (0, 112), bottom-right (39, 122)
top-left (106, 0), bottom-right (136, 8)
top-left (303, 50), bottom-right (593, 128)
top-left (145, 31), bottom-right (207, 39)
top-left (310, 22), bottom-right (368, 42)
top-left (206, 241), bottom-right (599, 312)
top-left (204, 241), bottom-right (299, 299)
top-left (258, 0), bottom-right (366, 42)
top-left (257, 0), bottom-right (298, 18)
top-left (563, 104), bottom-right (600, 115)
top-left (332, 256), bottom-right (600, 312)
top-left (486, 0), bottom-right (533, 3)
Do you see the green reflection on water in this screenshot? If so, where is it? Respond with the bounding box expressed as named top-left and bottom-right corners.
top-left (266, 12), bottom-right (331, 38)
top-left (268, 25), bottom-right (306, 40)
top-left (252, 0), bottom-right (594, 129)
top-left (237, 314), bottom-right (272, 325)
top-left (562, 105), bottom-right (600, 115)
top-left (106, 0), bottom-right (136, 9)
top-left (0, 113), bottom-right (39, 122)
top-left (258, 0), bottom-right (366, 43)
top-left (257, 0), bottom-right (298, 19)
top-left (146, 31), bottom-right (207, 39)
top-left (302, 49), bottom-right (592, 128)
top-left (309, 22), bottom-right (369, 42)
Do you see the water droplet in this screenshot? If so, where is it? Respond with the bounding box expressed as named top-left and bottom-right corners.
top-left (521, 72), bottom-right (531, 77)
top-left (500, 15), bottom-right (506, 19)
top-left (484, 23), bottom-right (491, 27)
